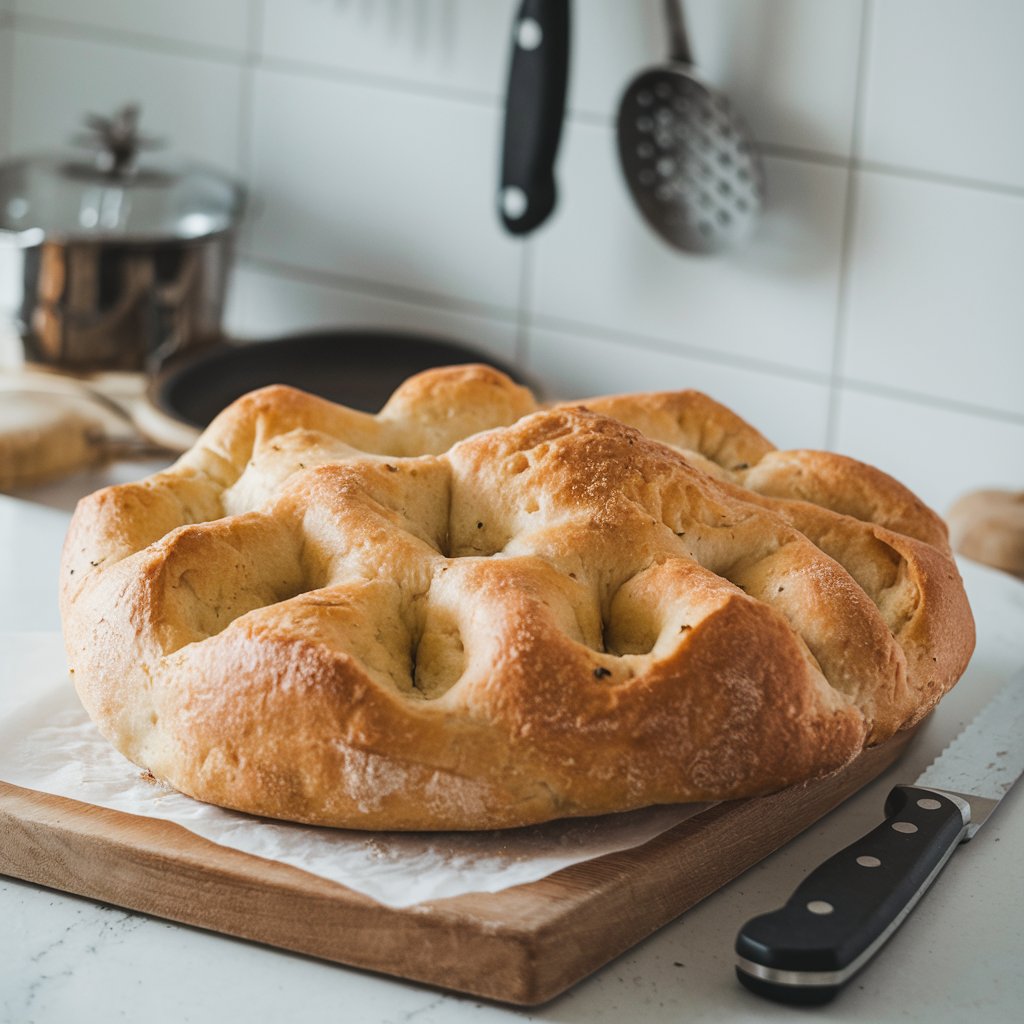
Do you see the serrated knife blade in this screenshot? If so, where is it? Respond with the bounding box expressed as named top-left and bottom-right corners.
top-left (915, 681), bottom-right (1024, 835)
top-left (734, 670), bottom-right (1024, 1005)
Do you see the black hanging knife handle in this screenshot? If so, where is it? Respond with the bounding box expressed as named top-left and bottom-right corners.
top-left (735, 786), bottom-right (969, 1005)
top-left (498, 0), bottom-right (569, 235)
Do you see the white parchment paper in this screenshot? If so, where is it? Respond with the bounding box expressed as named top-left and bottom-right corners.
top-left (0, 633), bottom-right (708, 908)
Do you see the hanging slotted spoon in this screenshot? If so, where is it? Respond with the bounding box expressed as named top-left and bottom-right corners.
top-left (616, 0), bottom-right (764, 254)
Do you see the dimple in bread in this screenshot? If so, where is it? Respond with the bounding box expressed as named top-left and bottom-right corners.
top-left (59, 365), bottom-right (974, 830)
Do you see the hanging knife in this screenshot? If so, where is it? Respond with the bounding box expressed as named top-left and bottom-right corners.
top-left (497, 0), bottom-right (570, 235)
top-left (735, 671), bottom-right (1024, 1004)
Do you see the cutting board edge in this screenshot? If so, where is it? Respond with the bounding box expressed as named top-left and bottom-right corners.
top-left (500, 727), bottom-right (917, 1003)
top-left (0, 782), bottom-right (549, 1003)
top-left (0, 727), bottom-right (916, 1006)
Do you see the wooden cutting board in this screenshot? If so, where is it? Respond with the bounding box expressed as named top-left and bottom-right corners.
top-left (0, 729), bottom-right (912, 1006)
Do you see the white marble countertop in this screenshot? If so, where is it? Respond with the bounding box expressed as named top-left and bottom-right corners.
top-left (2, 463), bottom-right (1023, 1024)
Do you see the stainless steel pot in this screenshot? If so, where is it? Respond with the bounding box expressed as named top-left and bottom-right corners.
top-left (0, 107), bottom-right (244, 373)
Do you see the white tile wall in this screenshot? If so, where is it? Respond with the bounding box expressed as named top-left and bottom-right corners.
top-left (835, 390), bottom-right (1024, 515)
top-left (571, 0), bottom-right (864, 158)
top-left (9, 31), bottom-right (245, 172)
top-left (1, 1), bottom-right (1021, 518)
top-left (0, 8), bottom-right (12, 340)
top-left (526, 324), bottom-right (831, 451)
top-left (530, 121), bottom-right (848, 375)
top-left (14, 0), bottom-right (252, 55)
top-left (248, 67), bottom-right (521, 310)
top-left (0, 11), bottom-right (19, 333)
top-left (842, 171), bottom-right (1024, 417)
top-left (861, 0), bottom-right (1024, 189)
top-left (260, 0), bottom-right (516, 99)
top-left (226, 261), bottom-right (518, 369)
top-left (0, 12), bottom-right (12, 157)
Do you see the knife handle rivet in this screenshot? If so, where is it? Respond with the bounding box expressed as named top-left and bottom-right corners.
top-left (917, 798), bottom-right (943, 810)
top-left (856, 855), bottom-right (881, 867)
top-left (892, 821), bottom-right (918, 834)
top-left (806, 900), bottom-right (834, 915)
top-left (502, 187), bottom-right (529, 219)
top-left (516, 17), bottom-right (543, 50)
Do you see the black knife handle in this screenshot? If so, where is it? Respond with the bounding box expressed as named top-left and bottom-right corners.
top-left (735, 786), bottom-right (969, 1005)
top-left (498, 0), bottom-right (569, 235)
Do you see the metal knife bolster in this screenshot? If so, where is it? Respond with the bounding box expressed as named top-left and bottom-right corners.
top-left (920, 788), bottom-right (999, 839)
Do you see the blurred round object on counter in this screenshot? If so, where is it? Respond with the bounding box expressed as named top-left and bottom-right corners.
top-left (145, 329), bottom-right (534, 450)
top-left (947, 488), bottom-right (1024, 580)
top-left (0, 389), bottom-right (104, 491)
top-left (0, 104), bottom-right (244, 374)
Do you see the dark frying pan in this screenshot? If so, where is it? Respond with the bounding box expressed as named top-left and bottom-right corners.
top-left (147, 330), bottom-right (532, 436)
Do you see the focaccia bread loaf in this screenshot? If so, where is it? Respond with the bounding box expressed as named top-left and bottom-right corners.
top-left (60, 365), bottom-right (974, 829)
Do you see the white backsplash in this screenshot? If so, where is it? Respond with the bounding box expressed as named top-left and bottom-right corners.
top-left (1, 0), bottom-right (1021, 517)
top-left (0, 2), bottom-right (11, 154)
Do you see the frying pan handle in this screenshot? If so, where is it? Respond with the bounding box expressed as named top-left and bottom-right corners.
top-left (498, 0), bottom-right (570, 235)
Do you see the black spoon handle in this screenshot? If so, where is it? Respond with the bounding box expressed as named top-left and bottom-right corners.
top-left (498, 0), bottom-right (570, 235)
top-left (735, 786), bottom-right (969, 1005)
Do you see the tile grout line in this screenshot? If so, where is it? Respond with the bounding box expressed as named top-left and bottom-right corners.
top-left (236, 253), bottom-right (1024, 426)
top-left (10, 11), bottom-right (501, 110)
top-left (11, 11), bottom-right (1024, 202)
top-left (237, 251), bottom-right (833, 385)
top-left (11, 11), bottom-right (249, 65)
top-left (239, 251), bottom-right (833, 386)
top-left (0, 13), bottom-right (13, 158)
top-left (529, 312), bottom-right (832, 387)
top-left (256, 54), bottom-right (497, 110)
top-left (528, 310), bottom-right (1024, 424)
top-left (851, 157), bottom-right (1024, 201)
top-left (14, 4), bottom-right (1015, 431)
top-left (237, 252), bottom-right (522, 325)
top-left (235, 0), bottom-right (265, 184)
top-left (246, 0), bottom-right (265, 57)
top-left (514, 242), bottom-right (534, 371)
top-left (555, 118), bottom-right (1024, 201)
top-left (838, 378), bottom-right (1024, 426)
top-left (825, 0), bottom-right (874, 451)
top-left (234, 249), bottom-right (1024, 425)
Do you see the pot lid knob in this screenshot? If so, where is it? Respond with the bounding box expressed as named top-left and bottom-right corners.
top-left (72, 105), bottom-right (164, 177)
top-left (0, 103), bottom-right (244, 243)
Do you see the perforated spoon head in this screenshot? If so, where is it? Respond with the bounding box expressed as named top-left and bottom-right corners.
top-left (617, 67), bottom-right (764, 254)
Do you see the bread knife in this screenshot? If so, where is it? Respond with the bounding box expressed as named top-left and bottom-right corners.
top-left (735, 670), bottom-right (1024, 1004)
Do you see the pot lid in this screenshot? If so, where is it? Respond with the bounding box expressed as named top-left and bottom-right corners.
top-left (0, 105), bottom-right (244, 244)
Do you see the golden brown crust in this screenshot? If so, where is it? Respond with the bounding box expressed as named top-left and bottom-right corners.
top-left (60, 365), bottom-right (975, 829)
